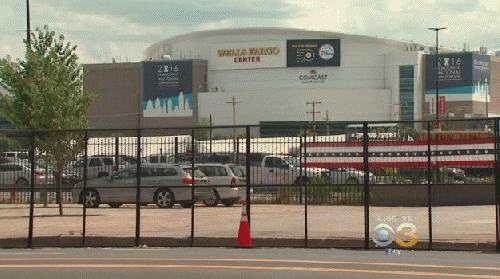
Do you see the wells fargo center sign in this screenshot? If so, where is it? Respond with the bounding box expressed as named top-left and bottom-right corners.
top-left (211, 39), bottom-right (341, 71)
top-left (210, 41), bottom-right (287, 70)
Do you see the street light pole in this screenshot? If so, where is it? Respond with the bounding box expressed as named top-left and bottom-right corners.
top-left (485, 78), bottom-right (490, 131)
top-left (26, 0), bottom-right (31, 44)
top-left (428, 27), bottom-right (447, 132)
top-left (428, 27), bottom-right (446, 186)
top-left (226, 96), bottom-right (240, 155)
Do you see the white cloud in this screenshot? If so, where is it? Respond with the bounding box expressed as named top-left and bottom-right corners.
top-left (22, 2), bottom-right (176, 62)
top-left (198, 19), bottom-right (237, 31)
top-left (1, 0), bottom-right (499, 65)
top-left (283, 0), bottom-right (348, 31)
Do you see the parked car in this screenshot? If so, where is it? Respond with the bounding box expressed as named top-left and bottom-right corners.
top-left (193, 163), bottom-right (240, 207)
top-left (198, 153), bottom-right (232, 164)
top-left (175, 153), bottom-right (201, 164)
top-left (16, 159), bottom-right (79, 187)
top-left (117, 155), bottom-right (137, 165)
top-left (67, 156), bottom-right (130, 180)
top-left (0, 151), bottom-right (29, 161)
top-left (142, 153), bottom-right (170, 164)
top-left (250, 155), bottom-right (331, 186)
top-left (0, 162), bottom-right (54, 188)
top-left (72, 163), bottom-right (211, 208)
top-left (329, 167), bottom-right (375, 184)
top-left (228, 164), bottom-right (246, 185)
top-left (228, 164), bottom-right (254, 200)
top-left (233, 152), bottom-right (267, 166)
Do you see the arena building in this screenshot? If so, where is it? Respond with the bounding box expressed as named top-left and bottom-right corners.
top-left (83, 28), bottom-right (499, 136)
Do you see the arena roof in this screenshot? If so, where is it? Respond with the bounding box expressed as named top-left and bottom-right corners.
top-left (143, 27), bottom-right (420, 61)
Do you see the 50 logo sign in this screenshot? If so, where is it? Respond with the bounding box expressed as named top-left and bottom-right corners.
top-left (373, 219), bottom-right (419, 248)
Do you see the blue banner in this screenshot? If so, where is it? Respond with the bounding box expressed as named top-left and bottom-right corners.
top-left (425, 53), bottom-right (473, 94)
top-left (142, 61), bottom-right (193, 117)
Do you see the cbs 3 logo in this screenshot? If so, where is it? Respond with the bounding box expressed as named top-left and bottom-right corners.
top-left (372, 223), bottom-right (418, 248)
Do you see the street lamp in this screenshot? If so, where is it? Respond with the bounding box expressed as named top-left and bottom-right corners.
top-left (484, 78), bottom-right (490, 131)
top-left (428, 27), bottom-right (446, 186)
top-left (226, 96), bottom-right (240, 155)
top-left (428, 27), bottom-right (447, 131)
top-left (485, 78), bottom-right (490, 117)
top-left (27, 0), bottom-right (31, 43)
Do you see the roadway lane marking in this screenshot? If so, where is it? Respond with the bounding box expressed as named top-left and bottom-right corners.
top-left (0, 264), bottom-right (499, 278)
top-left (0, 253), bottom-right (64, 255)
top-left (197, 258), bottom-right (500, 271)
top-left (1, 258), bottom-right (499, 272)
top-left (464, 220), bottom-right (495, 224)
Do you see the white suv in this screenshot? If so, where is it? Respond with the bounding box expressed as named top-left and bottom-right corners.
top-left (195, 163), bottom-right (240, 206)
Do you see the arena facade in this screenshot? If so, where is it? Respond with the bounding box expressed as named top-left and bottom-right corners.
top-left (83, 28), bottom-right (499, 135)
top-left (143, 28), bottom-right (424, 124)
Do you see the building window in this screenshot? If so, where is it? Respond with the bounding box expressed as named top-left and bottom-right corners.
top-left (399, 65), bottom-right (415, 122)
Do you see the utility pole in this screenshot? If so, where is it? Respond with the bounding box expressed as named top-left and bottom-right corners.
top-left (209, 114), bottom-right (212, 153)
top-left (226, 96), bottom-right (240, 155)
top-left (324, 110), bottom-right (330, 136)
top-left (306, 101), bottom-right (321, 141)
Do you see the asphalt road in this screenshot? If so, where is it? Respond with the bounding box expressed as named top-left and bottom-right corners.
top-left (0, 247), bottom-right (500, 278)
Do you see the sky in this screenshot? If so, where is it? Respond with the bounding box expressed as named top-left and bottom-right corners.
top-left (1, 0), bottom-right (499, 64)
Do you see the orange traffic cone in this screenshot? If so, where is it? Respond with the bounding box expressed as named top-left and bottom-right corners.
top-left (237, 200), bottom-right (252, 248)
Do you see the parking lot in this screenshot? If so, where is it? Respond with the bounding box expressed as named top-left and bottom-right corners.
top-left (0, 203), bottom-right (497, 250)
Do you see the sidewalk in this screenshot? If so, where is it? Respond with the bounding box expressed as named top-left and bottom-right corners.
top-left (0, 204), bottom-right (497, 250)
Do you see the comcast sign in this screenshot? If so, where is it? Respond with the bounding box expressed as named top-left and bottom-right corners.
top-left (299, 69), bottom-right (327, 83)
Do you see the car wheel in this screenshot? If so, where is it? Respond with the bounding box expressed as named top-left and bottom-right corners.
top-left (179, 201), bottom-right (194, 208)
top-left (82, 190), bottom-right (100, 208)
top-left (154, 189), bottom-right (175, 208)
top-left (108, 203), bottom-right (122, 208)
top-left (204, 189), bottom-right (220, 207)
top-left (15, 178), bottom-right (29, 188)
top-left (222, 199), bottom-right (236, 207)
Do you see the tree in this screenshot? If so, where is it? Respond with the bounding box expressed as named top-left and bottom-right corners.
top-left (397, 124), bottom-right (420, 141)
top-left (194, 117), bottom-right (211, 141)
top-left (298, 129), bottom-right (315, 137)
top-left (0, 25), bottom-right (96, 215)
